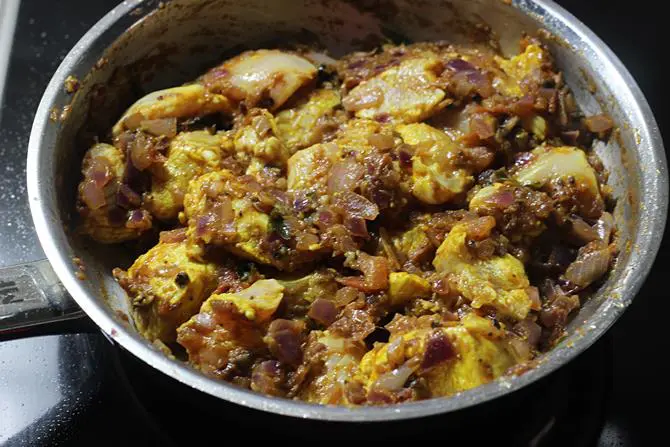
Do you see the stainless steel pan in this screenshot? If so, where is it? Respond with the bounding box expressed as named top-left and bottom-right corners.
top-left (0, 0), bottom-right (666, 421)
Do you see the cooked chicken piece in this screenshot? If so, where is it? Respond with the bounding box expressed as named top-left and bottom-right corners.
top-left (343, 55), bottom-right (446, 124)
top-left (275, 88), bottom-right (344, 154)
top-left (145, 130), bottom-right (233, 221)
top-left (77, 143), bottom-right (152, 243)
top-left (494, 43), bottom-right (552, 97)
top-left (388, 272), bottom-right (432, 306)
top-left (396, 123), bottom-right (473, 204)
top-left (114, 239), bottom-right (219, 342)
top-left (299, 331), bottom-right (366, 405)
top-left (112, 84), bottom-right (231, 136)
top-left (177, 279), bottom-right (284, 378)
top-left (433, 218), bottom-right (532, 320)
top-left (182, 169), bottom-right (271, 262)
top-left (277, 270), bottom-right (339, 317)
top-left (233, 108), bottom-right (290, 177)
top-left (356, 313), bottom-right (518, 400)
top-left (286, 142), bottom-right (340, 194)
top-left (512, 145), bottom-right (604, 219)
top-left (202, 49), bottom-right (317, 111)
top-left (182, 170), bottom-right (320, 270)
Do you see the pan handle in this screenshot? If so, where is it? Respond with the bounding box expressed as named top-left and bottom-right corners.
top-left (0, 259), bottom-right (95, 341)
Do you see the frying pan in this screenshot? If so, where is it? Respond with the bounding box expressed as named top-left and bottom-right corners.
top-left (0, 0), bottom-right (666, 422)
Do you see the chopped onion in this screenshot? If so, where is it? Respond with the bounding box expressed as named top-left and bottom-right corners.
top-left (514, 320), bottom-right (542, 347)
top-left (421, 332), bottom-right (456, 370)
top-left (117, 184), bottom-right (142, 209)
top-left (594, 212), bottom-right (614, 242)
top-left (339, 252), bottom-right (389, 292)
top-left (126, 209), bottom-right (152, 230)
top-left (130, 133), bottom-right (155, 171)
top-left (526, 286), bottom-right (541, 311)
top-left (141, 118), bottom-right (177, 138)
top-left (373, 363), bottom-right (415, 392)
top-left (333, 191), bottom-right (379, 221)
top-left (569, 215), bottom-right (599, 244)
top-left (81, 180), bottom-right (106, 210)
top-left (333, 286), bottom-right (361, 307)
top-left (308, 299), bottom-right (338, 326)
top-left (295, 232), bottom-right (320, 251)
top-left (564, 244), bottom-right (612, 288)
top-left (266, 319), bottom-right (304, 367)
top-left (344, 215), bottom-right (369, 238)
top-left (508, 337), bottom-right (532, 360)
top-left (379, 227), bottom-right (401, 270)
top-left (87, 157), bottom-right (112, 187)
top-left (327, 159), bottom-right (365, 195)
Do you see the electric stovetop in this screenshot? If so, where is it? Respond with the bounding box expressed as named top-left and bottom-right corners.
top-left (0, 1), bottom-right (666, 445)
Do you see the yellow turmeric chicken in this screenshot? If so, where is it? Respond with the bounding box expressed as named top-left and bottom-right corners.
top-left (77, 39), bottom-right (616, 406)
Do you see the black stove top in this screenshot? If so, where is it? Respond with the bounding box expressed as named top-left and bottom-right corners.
top-left (0, 1), bottom-right (666, 445)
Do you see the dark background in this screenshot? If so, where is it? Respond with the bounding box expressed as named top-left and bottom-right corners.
top-left (0, 0), bottom-right (666, 445)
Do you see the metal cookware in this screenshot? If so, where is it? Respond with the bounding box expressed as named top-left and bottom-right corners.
top-left (0, 0), bottom-right (666, 422)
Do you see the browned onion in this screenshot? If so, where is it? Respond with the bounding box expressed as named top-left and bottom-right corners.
top-left (329, 307), bottom-right (376, 340)
top-left (334, 191), bottom-right (379, 221)
top-left (462, 216), bottom-right (496, 241)
top-left (339, 252), bottom-right (389, 293)
top-left (379, 227), bottom-right (401, 271)
top-left (141, 118), bottom-right (177, 138)
top-left (446, 59), bottom-right (494, 98)
top-left (308, 299), bottom-right (338, 326)
top-left (126, 209), bottom-right (152, 230)
top-left (295, 232), bottom-right (320, 251)
top-left (266, 319), bottom-right (304, 367)
top-left (564, 244), bottom-right (612, 288)
top-left (333, 286), bottom-right (361, 307)
top-left (81, 180), bottom-right (106, 210)
top-left (569, 215), bottom-right (599, 244)
top-left (526, 286), bottom-right (541, 311)
top-left (250, 360), bottom-right (285, 397)
top-left (508, 337), bottom-right (532, 360)
top-left (327, 159), bottom-right (365, 195)
top-left (514, 320), bottom-right (542, 347)
top-left (344, 215), bottom-right (369, 238)
top-left (469, 113), bottom-right (497, 140)
top-left (117, 184), bottom-right (142, 209)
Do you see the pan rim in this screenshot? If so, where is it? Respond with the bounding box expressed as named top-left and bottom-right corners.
top-left (26, 0), bottom-right (668, 421)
